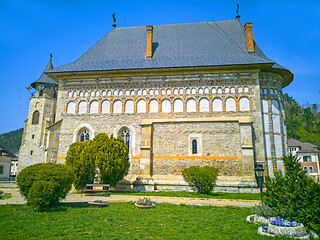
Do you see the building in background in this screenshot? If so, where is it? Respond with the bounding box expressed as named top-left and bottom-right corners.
top-left (18, 16), bottom-right (293, 191)
top-left (0, 145), bottom-right (17, 181)
top-left (288, 138), bottom-right (320, 177)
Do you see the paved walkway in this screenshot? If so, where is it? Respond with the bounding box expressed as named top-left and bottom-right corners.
top-left (0, 188), bottom-right (259, 207)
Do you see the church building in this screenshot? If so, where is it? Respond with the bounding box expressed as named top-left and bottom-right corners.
top-left (18, 16), bottom-right (293, 191)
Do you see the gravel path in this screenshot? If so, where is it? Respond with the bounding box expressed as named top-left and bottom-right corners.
top-left (0, 189), bottom-right (259, 207)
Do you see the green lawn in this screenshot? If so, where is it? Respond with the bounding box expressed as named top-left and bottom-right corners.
top-left (0, 202), bottom-right (283, 239)
top-left (0, 194), bottom-right (12, 200)
top-left (89, 191), bottom-right (261, 200)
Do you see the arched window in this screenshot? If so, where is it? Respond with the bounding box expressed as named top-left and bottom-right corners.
top-left (79, 129), bottom-right (90, 142)
top-left (161, 99), bottom-right (171, 113)
top-left (137, 99), bottom-right (146, 113)
top-left (149, 99), bottom-right (158, 113)
top-left (309, 167), bottom-right (313, 173)
top-left (32, 111), bottom-right (39, 125)
top-left (89, 101), bottom-right (99, 114)
top-left (125, 100), bottom-right (134, 113)
top-left (0, 165), bottom-right (3, 174)
top-left (78, 101), bottom-right (87, 114)
top-left (303, 166), bottom-right (308, 172)
top-left (239, 97), bottom-right (250, 111)
top-left (67, 101), bottom-right (76, 114)
top-left (186, 98), bottom-right (196, 112)
top-left (120, 127), bottom-right (130, 149)
top-left (192, 139), bottom-right (197, 154)
top-left (101, 100), bottom-right (110, 113)
top-left (212, 98), bottom-right (222, 111)
top-left (113, 100), bottom-right (122, 113)
top-left (199, 98), bottom-right (209, 112)
top-left (226, 98), bottom-right (236, 112)
top-left (173, 99), bottom-right (183, 112)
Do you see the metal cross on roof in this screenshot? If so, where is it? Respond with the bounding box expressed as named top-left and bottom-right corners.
top-left (236, 4), bottom-right (240, 20)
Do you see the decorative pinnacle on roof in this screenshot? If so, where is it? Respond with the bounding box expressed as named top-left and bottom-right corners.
top-left (112, 13), bottom-right (116, 28)
top-left (236, 4), bottom-right (240, 20)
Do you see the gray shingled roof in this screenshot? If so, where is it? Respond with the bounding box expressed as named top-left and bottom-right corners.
top-left (288, 138), bottom-right (320, 153)
top-left (0, 144), bottom-right (16, 158)
top-left (31, 58), bottom-right (58, 88)
top-left (48, 19), bottom-right (290, 74)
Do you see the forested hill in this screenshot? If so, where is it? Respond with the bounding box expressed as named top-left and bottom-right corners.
top-left (283, 93), bottom-right (320, 148)
top-left (0, 128), bottom-right (23, 154)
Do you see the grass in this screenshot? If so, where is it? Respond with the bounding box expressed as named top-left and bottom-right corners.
top-left (0, 202), bottom-right (280, 240)
top-left (81, 191), bottom-right (261, 200)
top-left (0, 194), bottom-right (12, 200)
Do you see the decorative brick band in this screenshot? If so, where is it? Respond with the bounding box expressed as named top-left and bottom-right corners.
top-left (153, 155), bottom-right (241, 160)
top-left (153, 129), bottom-right (239, 135)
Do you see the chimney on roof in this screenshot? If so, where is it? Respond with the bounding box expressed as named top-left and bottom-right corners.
top-left (146, 25), bottom-right (153, 58)
top-left (244, 22), bottom-right (255, 53)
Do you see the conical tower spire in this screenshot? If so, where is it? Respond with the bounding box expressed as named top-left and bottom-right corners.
top-left (31, 53), bottom-right (58, 88)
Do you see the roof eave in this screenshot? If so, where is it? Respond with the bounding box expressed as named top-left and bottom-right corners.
top-left (46, 63), bottom-right (283, 80)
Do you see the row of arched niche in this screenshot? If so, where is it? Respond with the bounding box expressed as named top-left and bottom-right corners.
top-left (67, 86), bottom-right (250, 98)
top-left (66, 97), bottom-right (251, 114)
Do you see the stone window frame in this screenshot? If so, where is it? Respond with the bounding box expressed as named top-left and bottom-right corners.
top-left (114, 125), bottom-right (136, 157)
top-left (0, 165), bottom-right (3, 175)
top-left (188, 134), bottom-right (203, 156)
top-left (32, 110), bottom-right (40, 125)
top-left (73, 123), bottom-right (95, 143)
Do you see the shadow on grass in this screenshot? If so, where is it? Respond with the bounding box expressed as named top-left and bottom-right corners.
top-left (45, 202), bottom-right (91, 212)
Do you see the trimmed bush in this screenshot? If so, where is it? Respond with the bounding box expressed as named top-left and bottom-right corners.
top-left (264, 154), bottom-right (320, 233)
top-left (182, 166), bottom-right (219, 194)
top-left (17, 163), bottom-right (74, 211)
top-left (65, 140), bottom-right (95, 191)
top-left (92, 133), bottom-right (130, 187)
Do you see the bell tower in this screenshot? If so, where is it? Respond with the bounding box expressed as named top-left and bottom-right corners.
top-left (18, 54), bottom-right (58, 171)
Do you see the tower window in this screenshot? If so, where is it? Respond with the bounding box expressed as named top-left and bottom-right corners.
top-left (32, 111), bottom-right (39, 125)
top-left (0, 165), bottom-right (3, 174)
top-left (32, 135), bottom-right (35, 139)
top-left (120, 127), bottom-right (130, 149)
top-left (192, 139), bottom-right (197, 154)
top-left (30, 151), bottom-right (33, 155)
top-left (80, 129), bottom-right (90, 142)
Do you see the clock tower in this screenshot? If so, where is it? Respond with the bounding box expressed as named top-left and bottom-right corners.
top-left (18, 55), bottom-right (58, 171)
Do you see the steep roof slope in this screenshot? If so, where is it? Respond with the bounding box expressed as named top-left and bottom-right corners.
top-left (49, 20), bottom-right (291, 76)
top-left (31, 57), bottom-right (58, 88)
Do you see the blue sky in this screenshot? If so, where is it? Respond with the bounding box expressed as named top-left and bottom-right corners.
top-left (0, 0), bottom-right (319, 134)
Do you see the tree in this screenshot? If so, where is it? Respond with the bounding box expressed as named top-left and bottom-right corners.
top-left (92, 133), bottom-right (130, 187)
top-left (65, 140), bottom-right (95, 191)
top-left (65, 133), bottom-right (130, 188)
top-left (264, 155), bottom-right (320, 233)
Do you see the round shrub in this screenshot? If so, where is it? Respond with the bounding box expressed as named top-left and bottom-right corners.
top-left (17, 163), bottom-right (74, 211)
top-left (182, 166), bottom-right (219, 194)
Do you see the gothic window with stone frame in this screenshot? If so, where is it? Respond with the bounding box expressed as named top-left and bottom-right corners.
top-left (120, 127), bottom-right (130, 149)
top-left (192, 139), bottom-right (197, 154)
top-left (32, 110), bottom-right (40, 125)
top-left (79, 129), bottom-right (90, 142)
